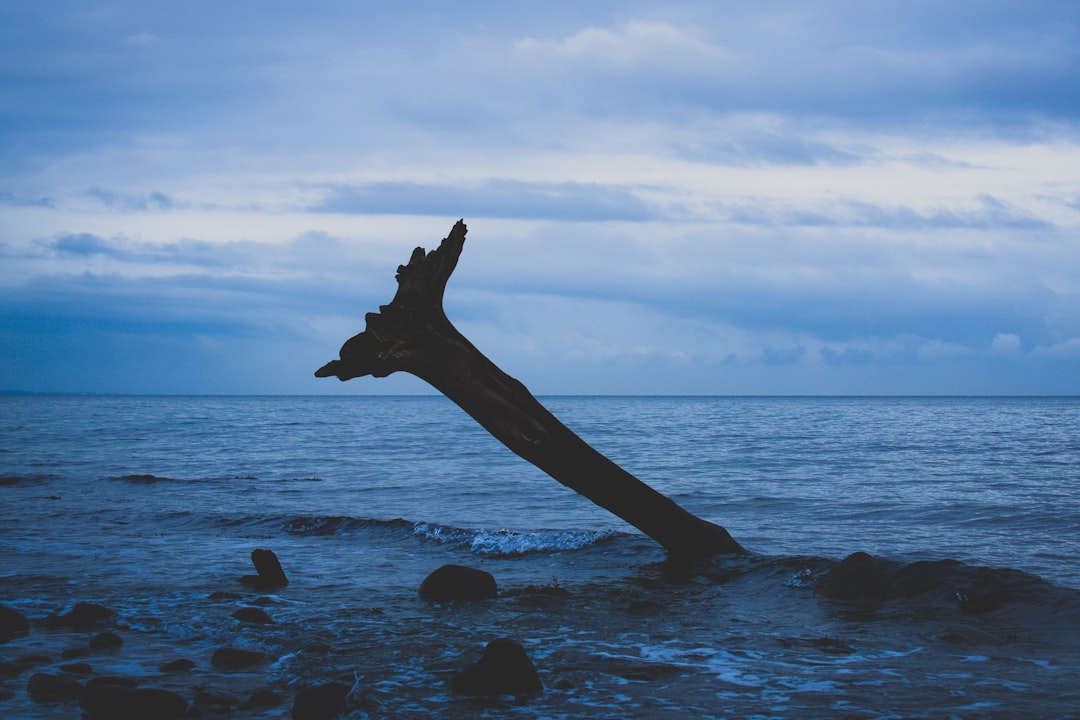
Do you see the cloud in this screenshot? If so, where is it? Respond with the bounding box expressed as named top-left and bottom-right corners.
top-left (311, 180), bottom-right (655, 222)
top-left (85, 188), bottom-right (174, 211)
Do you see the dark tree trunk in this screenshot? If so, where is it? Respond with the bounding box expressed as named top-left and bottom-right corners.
top-left (316, 220), bottom-right (746, 559)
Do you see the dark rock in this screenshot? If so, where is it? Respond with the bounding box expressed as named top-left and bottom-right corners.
top-left (80, 679), bottom-right (187, 720)
top-left (940, 624), bottom-right (1005, 646)
top-left (0, 660), bottom-right (21, 677)
top-left (208, 591), bottom-right (245, 601)
top-left (62, 646), bottom-right (91, 659)
top-left (211, 646), bottom-right (265, 669)
top-left (90, 630), bottom-right (123, 650)
top-left (0, 604), bottom-right (30, 641)
top-left (60, 662), bottom-right (93, 674)
top-left (625, 599), bottom-right (664, 616)
top-left (45, 602), bottom-right (114, 630)
top-left (249, 548), bottom-right (288, 588)
top-left (291, 682), bottom-right (350, 720)
top-left (815, 552), bottom-right (894, 603)
top-left (419, 564), bottom-right (498, 603)
top-left (0, 686), bottom-right (14, 701)
top-left (194, 688), bottom-right (239, 710)
top-left (27, 671), bottom-right (84, 703)
top-left (159, 658), bottom-right (196, 673)
top-left (232, 607), bottom-right (274, 624)
top-left (242, 688), bottom-right (285, 709)
top-left (18, 653), bottom-right (52, 668)
top-left (451, 638), bottom-right (543, 697)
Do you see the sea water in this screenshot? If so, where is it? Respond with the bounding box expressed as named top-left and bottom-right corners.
top-left (2, 395), bottom-right (1079, 718)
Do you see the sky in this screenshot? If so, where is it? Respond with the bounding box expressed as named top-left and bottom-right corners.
top-left (2, 1), bottom-right (1079, 395)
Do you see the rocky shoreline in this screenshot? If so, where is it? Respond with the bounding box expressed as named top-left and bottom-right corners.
top-left (4, 546), bottom-right (1080, 719)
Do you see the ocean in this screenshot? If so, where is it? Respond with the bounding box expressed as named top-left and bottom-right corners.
top-left (2, 394), bottom-right (1079, 718)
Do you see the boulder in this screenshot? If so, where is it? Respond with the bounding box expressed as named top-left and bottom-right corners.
top-left (27, 672), bottom-right (84, 703)
top-left (0, 604), bottom-right (30, 641)
top-left (80, 678), bottom-right (187, 720)
top-left (159, 658), bottom-right (196, 673)
top-left (815, 552), bottom-right (893, 603)
top-left (419, 564), bottom-right (497, 603)
top-left (292, 682), bottom-right (350, 720)
top-left (45, 602), bottom-right (114, 630)
top-left (211, 646), bottom-right (265, 669)
top-left (232, 607), bottom-right (274, 624)
top-left (241, 548), bottom-right (288, 589)
top-left (451, 638), bottom-right (542, 697)
top-left (90, 631), bottom-right (123, 650)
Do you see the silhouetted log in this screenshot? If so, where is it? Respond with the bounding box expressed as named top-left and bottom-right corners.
top-left (316, 220), bottom-right (745, 560)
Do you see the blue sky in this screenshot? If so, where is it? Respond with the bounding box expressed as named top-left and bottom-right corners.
top-left (2, 1), bottom-right (1079, 395)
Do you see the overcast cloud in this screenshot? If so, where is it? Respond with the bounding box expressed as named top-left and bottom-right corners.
top-left (2, 1), bottom-right (1079, 394)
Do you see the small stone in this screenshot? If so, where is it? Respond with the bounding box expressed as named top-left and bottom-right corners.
top-left (45, 602), bottom-right (114, 630)
top-left (292, 682), bottom-right (350, 720)
top-left (211, 646), bottom-right (265, 669)
top-left (61, 646), bottom-right (91, 659)
top-left (28, 672), bottom-right (84, 703)
top-left (159, 658), bottom-right (196, 673)
top-left (0, 660), bottom-right (21, 677)
top-left (232, 607), bottom-right (274, 624)
top-left (419, 564), bottom-right (498, 603)
top-left (451, 638), bottom-right (543, 697)
top-left (89, 631), bottom-right (123, 650)
top-left (0, 604), bottom-right (30, 641)
top-left (60, 662), bottom-right (93, 674)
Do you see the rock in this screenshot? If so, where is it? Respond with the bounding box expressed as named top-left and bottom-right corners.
top-left (211, 646), bottom-right (265, 669)
top-left (0, 604), bottom-right (30, 641)
top-left (232, 607), bottom-right (274, 624)
top-left (90, 631), bottom-right (123, 650)
top-left (940, 624), bottom-right (1005, 646)
top-left (242, 548), bottom-right (288, 589)
top-left (27, 672), bottom-right (84, 703)
top-left (194, 688), bottom-right (239, 711)
top-left (419, 564), bottom-right (498, 603)
top-left (159, 658), bottom-right (196, 673)
top-left (45, 602), bottom-right (114, 630)
top-left (62, 646), bottom-right (91, 659)
top-left (0, 660), bottom-right (21, 677)
top-left (451, 638), bottom-right (543, 697)
top-left (291, 682), bottom-right (350, 720)
top-left (242, 688), bottom-right (285, 709)
top-left (80, 678), bottom-right (187, 720)
top-left (815, 552), bottom-right (893, 603)
top-left (18, 653), bottom-right (52, 669)
top-left (60, 662), bottom-right (93, 674)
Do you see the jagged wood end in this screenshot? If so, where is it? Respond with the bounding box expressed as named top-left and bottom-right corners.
top-left (389, 219), bottom-right (467, 312)
top-left (314, 220), bottom-right (468, 381)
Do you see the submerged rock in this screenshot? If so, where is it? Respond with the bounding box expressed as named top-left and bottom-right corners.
top-left (89, 630), bottom-right (123, 650)
top-left (211, 646), bottom-right (265, 669)
top-left (241, 548), bottom-right (289, 589)
top-left (44, 602), bottom-right (114, 630)
top-left (159, 658), bottom-right (196, 673)
top-left (419, 564), bottom-right (497, 603)
top-left (80, 677), bottom-right (187, 720)
top-left (291, 682), bottom-right (350, 720)
top-left (451, 638), bottom-right (542, 697)
top-left (816, 552), bottom-right (893, 603)
top-left (232, 606), bottom-right (274, 624)
top-left (27, 672), bottom-right (84, 703)
top-left (0, 604), bottom-right (30, 641)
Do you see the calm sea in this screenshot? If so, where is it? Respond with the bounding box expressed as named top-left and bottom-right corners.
top-left (2, 395), bottom-right (1079, 718)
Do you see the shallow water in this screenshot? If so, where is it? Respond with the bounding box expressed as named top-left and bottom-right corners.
top-left (2, 395), bottom-right (1079, 717)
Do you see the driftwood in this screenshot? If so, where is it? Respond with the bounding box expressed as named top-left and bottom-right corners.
top-left (316, 220), bottom-right (745, 559)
